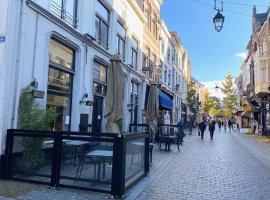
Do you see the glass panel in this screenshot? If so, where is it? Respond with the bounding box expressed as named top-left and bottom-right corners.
top-left (117, 37), bottom-right (125, 60)
top-left (96, 0), bottom-right (109, 21)
top-left (125, 137), bottom-right (145, 188)
top-left (117, 22), bottom-right (126, 38)
top-left (93, 62), bottom-right (107, 83)
top-left (60, 139), bottom-right (113, 191)
top-left (100, 65), bottom-right (107, 82)
top-left (131, 37), bottom-right (138, 49)
top-left (50, 40), bottom-right (74, 69)
top-left (10, 135), bottom-right (53, 183)
top-left (65, 0), bottom-right (75, 18)
top-left (48, 68), bottom-right (71, 93)
top-left (46, 93), bottom-right (71, 131)
top-left (100, 21), bottom-right (108, 48)
top-left (93, 82), bottom-right (107, 96)
top-left (95, 17), bottom-right (99, 40)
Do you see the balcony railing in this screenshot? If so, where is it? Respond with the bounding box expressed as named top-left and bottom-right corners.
top-left (51, 0), bottom-right (77, 28)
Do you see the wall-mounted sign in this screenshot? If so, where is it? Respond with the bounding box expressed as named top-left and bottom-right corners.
top-left (0, 35), bottom-right (6, 43)
top-left (32, 90), bottom-right (45, 98)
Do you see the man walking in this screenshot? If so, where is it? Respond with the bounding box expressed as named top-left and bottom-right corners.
top-left (228, 119), bottom-right (233, 132)
top-left (199, 121), bottom-right (206, 140)
top-left (218, 120), bottom-right (222, 131)
top-left (209, 120), bottom-right (216, 140)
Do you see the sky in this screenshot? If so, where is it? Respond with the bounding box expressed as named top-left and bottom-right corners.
top-left (160, 0), bottom-right (268, 83)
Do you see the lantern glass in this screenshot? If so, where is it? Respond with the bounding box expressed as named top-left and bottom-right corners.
top-left (213, 11), bottom-right (225, 32)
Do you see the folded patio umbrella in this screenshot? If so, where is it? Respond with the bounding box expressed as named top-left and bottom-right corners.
top-left (104, 54), bottom-right (124, 133)
top-left (147, 82), bottom-right (159, 136)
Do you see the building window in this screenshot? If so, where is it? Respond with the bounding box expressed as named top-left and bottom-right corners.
top-left (168, 70), bottom-right (171, 86)
top-left (116, 21), bottom-right (126, 61)
top-left (130, 81), bottom-right (139, 124)
top-left (47, 39), bottom-right (75, 131)
top-left (93, 61), bottom-right (107, 84)
top-left (164, 66), bottom-right (167, 83)
top-left (51, 0), bottom-right (78, 28)
top-left (146, 3), bottom-right (151, 30)
top-left (131, 37), bottom-right (138, 69)
top-left (144, 48), bottom-right (151, 77)
top-left (159, 60), bottom-right (163, 81)
top-left (95, 0), bottom-right (109, 49)
top-left (161, 39), bottom-right (165, 55)
top-left (167, 49), bottom-right (170, 63)
top-left (152, 15), bottom-right (157, 37)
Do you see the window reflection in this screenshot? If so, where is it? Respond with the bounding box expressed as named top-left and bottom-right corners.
top-left (47, 39), bottom-right (75, 132)
top-left (49, 40), bottom-right (74, 69)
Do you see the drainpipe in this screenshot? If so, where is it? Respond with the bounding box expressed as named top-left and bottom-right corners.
top-left (0, 0), bottom-right (11, 156)
top-left (31, 12), bottom-right (39, 84)
top-left (12, 0), bottom-right (26, 128)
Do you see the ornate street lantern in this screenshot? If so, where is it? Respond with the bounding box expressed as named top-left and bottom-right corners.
top-left (213, 0), bottom-right (225, 32)
top-left (213, 11), bottom-right (225, 32)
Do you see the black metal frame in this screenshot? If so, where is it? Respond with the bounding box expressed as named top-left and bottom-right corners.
top-left (2, 129), bottom-right (150, 198)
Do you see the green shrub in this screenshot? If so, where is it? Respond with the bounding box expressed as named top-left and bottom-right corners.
top-left (18, 86), bottom-right (55, 162)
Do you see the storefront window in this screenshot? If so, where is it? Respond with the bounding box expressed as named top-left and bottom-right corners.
top-left (47, 39), bottom-right (75, 131)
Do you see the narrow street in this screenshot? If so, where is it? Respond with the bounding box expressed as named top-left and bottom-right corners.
top-left (130, 129), bottom-right (270, 200)
top-left (3, 129), bottom-right (270, 200)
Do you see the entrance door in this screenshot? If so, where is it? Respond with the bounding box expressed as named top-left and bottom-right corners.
top-left (92, 95), bottom-right (103, 132)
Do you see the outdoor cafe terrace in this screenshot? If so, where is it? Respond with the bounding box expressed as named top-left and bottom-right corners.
top-left (0, 124), bottom-right (184, 198)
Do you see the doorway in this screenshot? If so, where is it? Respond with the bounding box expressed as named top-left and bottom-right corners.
top-left (92, 95), bottom-right (104, 132)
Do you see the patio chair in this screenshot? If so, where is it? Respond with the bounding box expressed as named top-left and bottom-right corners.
top-left (74, 153), bottom-right (101, 184)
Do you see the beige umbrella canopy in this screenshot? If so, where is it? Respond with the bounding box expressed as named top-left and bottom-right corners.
top-left (147, 83), bottom-right (159, 136)
top-left (104, 54), bottom-right (125, 133)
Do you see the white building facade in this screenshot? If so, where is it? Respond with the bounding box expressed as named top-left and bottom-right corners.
top-left (0, 0), bottom-right (191, 158)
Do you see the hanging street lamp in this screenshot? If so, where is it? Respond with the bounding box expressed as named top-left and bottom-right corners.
top-left (213, 0), bottom-right (225, 32)
top-left (213, 11), bottom-right (225, 32)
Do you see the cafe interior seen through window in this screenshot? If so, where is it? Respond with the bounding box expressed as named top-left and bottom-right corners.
top-left (47, 39), bottom-right (75, 131)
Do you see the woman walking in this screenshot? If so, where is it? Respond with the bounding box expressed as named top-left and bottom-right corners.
top-left (223, 120), bottom-right (227, 131)
top-left (209, 121), bottom-right (216, 140)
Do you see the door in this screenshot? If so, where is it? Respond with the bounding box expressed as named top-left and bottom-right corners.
top-left (92, 95), bottom-right (103, 132)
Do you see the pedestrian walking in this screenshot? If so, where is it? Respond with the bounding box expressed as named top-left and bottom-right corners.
top-left (218, 120), bottom-right (222, 131)
top-left (209, 120), bottom-right (215, 140)
top-left (228, 120), bottom-right (233, 132)
top-left (196, 113), bottom-right (201, 136)
top-left (223, 120), bottom-right (227, 131)
top-left (199, 121), bottom-right (206, 140)
top-left (252, 119), bottom-right (258, 134)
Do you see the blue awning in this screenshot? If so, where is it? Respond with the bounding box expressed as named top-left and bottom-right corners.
top-left (159, 91), bottom-right (173, 110)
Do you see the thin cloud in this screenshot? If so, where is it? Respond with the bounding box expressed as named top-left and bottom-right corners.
top-left (235, 52), bottom-right (247, 60)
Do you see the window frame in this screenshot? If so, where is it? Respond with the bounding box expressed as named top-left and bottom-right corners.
top-left (130, 37), bottom-right (138, 69)
top-left (47, 38), bottom-right (75, 131)
top-left (95, 0), bottom-right (110, 49)
top-left (116, 21), bottom-right (126, 61)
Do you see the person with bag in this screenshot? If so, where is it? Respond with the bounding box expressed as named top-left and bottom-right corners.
top-left (209, 120), bottom-right (216, 140)
top-left (199, 121), bottom-right (206, 140)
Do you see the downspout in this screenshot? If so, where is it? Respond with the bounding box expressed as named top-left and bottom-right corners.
top-left (0, 0), bottom-right (11, 156)
top-left (12, 0), bottom-right (26, 128)
top-left (31, 12), bottom-right (39, 84)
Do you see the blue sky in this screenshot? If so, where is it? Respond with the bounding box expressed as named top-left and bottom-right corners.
top-left (161, 0), bottom-right (267, 82)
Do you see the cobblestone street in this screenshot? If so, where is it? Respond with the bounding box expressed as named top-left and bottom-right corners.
top-left (133, 129), bottom-right (270, 200)
top-left (2, 129), bottom-right (270, 200)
